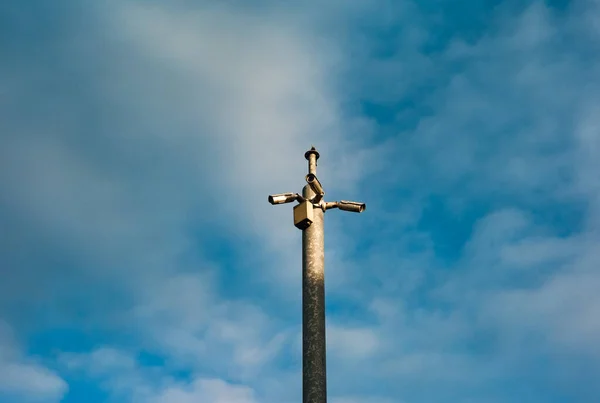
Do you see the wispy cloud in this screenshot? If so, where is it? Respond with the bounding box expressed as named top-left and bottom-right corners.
top-left (0, 321), bottom-right (67, 402)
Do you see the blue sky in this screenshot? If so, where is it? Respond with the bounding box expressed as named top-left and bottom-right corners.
top-left (1, 0), bottom-right (600, 402)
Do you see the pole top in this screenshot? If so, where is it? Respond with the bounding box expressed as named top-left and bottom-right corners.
top-left (304, 146), bottom-right (320, 161)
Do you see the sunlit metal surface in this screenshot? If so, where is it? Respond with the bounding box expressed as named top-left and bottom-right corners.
top-left (302, 183), bottom-right (326, 402)
top-left (268, 192), bottom-right (301, 205)
top-left (267, 146), bottom-right (365, 403)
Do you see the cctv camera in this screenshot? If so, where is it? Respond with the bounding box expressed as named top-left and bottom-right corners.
top-left (268, 193), bottom-right (299, 205)
top-left (305, 173), bottom-right (325, 202)
top-left (338, 200), bottom-right (366, 213)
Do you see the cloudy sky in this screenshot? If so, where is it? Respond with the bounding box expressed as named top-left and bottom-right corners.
top-left (2, 0), bottom-right (600, 402)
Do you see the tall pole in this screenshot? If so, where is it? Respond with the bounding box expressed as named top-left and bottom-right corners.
top-left (268, 147), bottom-right (366, 403)
top-left (302, 148), bottom-right (326, 403)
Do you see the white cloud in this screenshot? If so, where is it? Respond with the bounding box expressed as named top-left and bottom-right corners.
top-left (60, 347), bottom-right (136, 374)
top-left (3, 2), bottom-right (343, 399)
top-left (482, 262), bottom-right (600, 357)
top-left (0, 321), bottom-right (67, 402)
top-left (319, 2), bottom-right (600, 400)
top-left (332, 397), bottom-right (397, 403)
top-left (327, 325), bottom-right (380, 360)
top-left (128, 272), bottom-right (291, 379)
top-left (150, 378), bottom-right (257, 403)
top-left (0, 0), bottom-right (379, 332)
top-left (58, 346), bottom-right (262, 402)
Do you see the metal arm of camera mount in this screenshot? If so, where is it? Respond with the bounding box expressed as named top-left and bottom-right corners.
top-left (267, 146), bottom-right (365, 403)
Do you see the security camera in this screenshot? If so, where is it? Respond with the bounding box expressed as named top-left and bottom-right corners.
top-left (337, 200), bottom-right (366, 213)
top-left (268, 193), bottom-right (300, 205)
top-left (305, 173), bottom-right (325, 202)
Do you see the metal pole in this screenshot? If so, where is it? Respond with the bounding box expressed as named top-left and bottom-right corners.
top-left (267, 146), bottom-right (365, 403)
top-left (302, 149), bottom-right (326, 403)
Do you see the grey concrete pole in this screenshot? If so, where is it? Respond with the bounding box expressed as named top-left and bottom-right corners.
top-left (302, 148), bottom-right (326, 403)
top-left (267, 146), bottom-right (365, 403)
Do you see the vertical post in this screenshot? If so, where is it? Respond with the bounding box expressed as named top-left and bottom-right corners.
top-left (268, 146), bottom-right (365, 403)
top-left (303, 147), bottom-right (327, 403)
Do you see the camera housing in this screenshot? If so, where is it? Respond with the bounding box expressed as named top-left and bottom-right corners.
top-left (337, 200), bottom-right (366, 213)
top-left (293, 200), bottom-right (314, 230)
top-left (268, 193), bottom-right (299, 205)
top-left (305, 173), bottom-right (325, 203)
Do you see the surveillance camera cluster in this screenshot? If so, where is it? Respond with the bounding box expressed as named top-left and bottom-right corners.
top-left (268, 174), bottom-right (365, 213)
